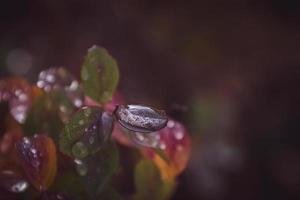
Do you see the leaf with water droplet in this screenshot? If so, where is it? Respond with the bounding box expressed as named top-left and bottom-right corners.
top-left (74, 141), bottom-right (119, 199)
top-left (0, 78), bottom-right (32, 123)
top-left (37, 67), bottom-right (84, 108)
top-left (132, 159), bottom-right (175, 200)
top-left (81, 45), bottom-right (119, 104)
top-left (15, 135), bottom-right (57, 191)
top-left (114, 105), bottom-right (168, 133)
top-left (144, 119), bottom-right (191, 181)
top-left (60, 107), bottom-right (114, 159)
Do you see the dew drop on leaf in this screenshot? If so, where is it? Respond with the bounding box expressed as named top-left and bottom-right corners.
top-left (72, 142), bottom-right (88, 159)
top-left (60, 107), bottom-right (114, 159)
top-left (74, 159), bottom-right (88, 176)
top-left (10, 180), bottom-right (28, 193)
top-left (114, 104), bottom-right (168, 133)
top-left (128, 131), bottom-right (160, 148)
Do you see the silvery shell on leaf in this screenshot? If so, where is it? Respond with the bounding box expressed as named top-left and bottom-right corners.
top-left (114, 105), bottom-right (168, 133)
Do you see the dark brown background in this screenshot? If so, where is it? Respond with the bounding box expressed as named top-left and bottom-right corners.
top-left (0, 1), bottom-right (300, 199)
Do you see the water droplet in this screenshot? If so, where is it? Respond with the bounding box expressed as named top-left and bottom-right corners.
top-left (23, 137), bottom-right (30, 145)
top-left (84, 107), bottom-right (92, 117)
top-left (136, 133), bottom-right (144, 141)
top-left (10, 180), bottom-right (28, 193)
top-left (89, 137), bottom-right (95, 144)
top-left (159, 142), bottom-right (166, 150)
top-left (15, 89), bottom-right (22, 96)
top-left (167, 120), bottom-right (175, 128)
top-left (174, 131), bottom-right (184, 140)
top-left (130, 131), bottom-right (161, 148)
top-left (37, 80), bottom-right (45, 88)
top-left (74, 159), bottom-right (87, 176)
top-left (115, 104), bottom-right (168, 133)
top-left (69, 81), bottom-right (79, 91)
top-left (59, 105), bottom-right (67, 113)
top-left (30, 148), bottom-right (37, 154)
top-left (46, 74), bottom-right (55, 83)
top-left (18, 93), bottom-right (28, 101)
top-left (72, 142), bottom-right (89, 159)
top-left (74, 98), bottom-right (83, 107)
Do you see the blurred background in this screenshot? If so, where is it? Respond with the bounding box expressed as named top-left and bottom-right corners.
top-left (0, 0), bottom-right (300, 199)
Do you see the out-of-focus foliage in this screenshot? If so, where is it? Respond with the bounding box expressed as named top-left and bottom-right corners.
top-left (0, 78), bottom-right (33, 123)
top-left (133, 159), bottom-right (175, 200)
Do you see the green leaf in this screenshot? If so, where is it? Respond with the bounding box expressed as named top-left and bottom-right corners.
top-left (133, 159), bottom-right (176, 200)
top-left (23, 93), bottom-right (65, 143)
top-left (81, 45), bottom-right (119, 104)
top-left (49, 166), bottom-right (87, 199)
top-left (59, 106), bottom-right (114, 159)
top-left (75, 141), bottom-right (120, 199)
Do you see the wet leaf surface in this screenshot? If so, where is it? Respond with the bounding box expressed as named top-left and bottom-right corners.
top-left (15, 135), bottom-right (57, 191)
top-left (81, 45), bottom-right (119, 104)
top-left (60, 107), bottom-right (113, 159)
top-left (74, 141), bottom-right (119, 199)
top-left (114, 105), bottom-right (168, 134)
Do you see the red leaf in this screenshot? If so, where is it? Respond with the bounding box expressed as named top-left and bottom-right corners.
top-left (15, 135), bottom-right (57, 191)
top-left (145, 119), bottom-right (191, 181)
